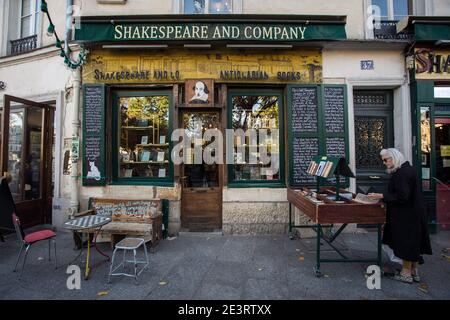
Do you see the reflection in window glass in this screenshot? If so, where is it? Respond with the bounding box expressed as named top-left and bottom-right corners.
top-left (184, 0), bottom-right (231, 14)
top-left (209, 0), bottom-right (231, 14)
top-left (420, 107), bottom-right (431, 190)
top-left (184, 0), bottom-right (206, 14)
top-left (372, 0), bottom-right (388, 20)
top-left (182, 112), bottom-right (220, 187)
top-left (26, 107), bottom-right (43, 200)
top-left (231, 96), bottom-right (280, 182)
top-left (393, 0), bottom-right (409, 20)
top-left (118, 96), bottom-right (170, 179)
top-left (8, 110), bottom-right (24, 202)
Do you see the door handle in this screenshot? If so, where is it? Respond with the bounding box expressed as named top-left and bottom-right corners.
top-left (195, 190), bottom-right (208, 193)
top-left (369, 176), bottom-right (381, 179)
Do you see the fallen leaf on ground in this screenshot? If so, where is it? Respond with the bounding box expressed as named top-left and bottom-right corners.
top-left (298, 256), bottom-right (305, 262)
top-left (295, 249), bottom-right (301, 252)
top-left (167, 237), bottom-right (176, 241)
top-left (97, 291), bottom-right (109, 296)
top-left (159, 281), bottom-right (168, 286)
top-left (324, 274), bottom-right (330, 278)
top-left (418, 283), bottom-right (429, 293)
top-left (38, 257), bottom-right (44, 261)
top-left (441, 254), bottom-right (450, 261)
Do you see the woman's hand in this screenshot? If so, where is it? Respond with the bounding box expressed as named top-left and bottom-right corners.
top-left (367, 193), bottom-right (384, 200)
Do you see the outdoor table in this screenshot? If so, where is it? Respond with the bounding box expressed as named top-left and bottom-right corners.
top-left (63, 215), bottom-right (112, 280)
top-left (288, 187), bottom-right (386, 277)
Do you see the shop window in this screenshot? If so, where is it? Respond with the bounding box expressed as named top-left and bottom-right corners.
top-left (228, 93), bottom-right (283, 185)
top-left (420, 106), bottom-right (432, 191)
top-left (183, 0), bottom-right (232, 14)
top-left (113, 92), bottom-right (172, 184)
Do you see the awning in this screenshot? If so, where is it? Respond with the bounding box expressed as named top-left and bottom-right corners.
top-left (397, 16), bottom-right (450, 42)
top-left (74, 14), bottom-right (347, 43)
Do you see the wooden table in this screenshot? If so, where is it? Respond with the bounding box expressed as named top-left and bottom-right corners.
top-left (288, 187), bottom-right (386, 277)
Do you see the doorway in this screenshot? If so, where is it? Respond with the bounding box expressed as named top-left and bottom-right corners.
top-left (1, 95), bottom-right (54, 228)
top-left (435, 115), bottom-right (450, 229)
top-left (180, 110), bottom-right (222, 231)
top-left (354, 90), bottom-right (394, 193)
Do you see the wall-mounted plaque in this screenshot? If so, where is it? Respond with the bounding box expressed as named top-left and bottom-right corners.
top-left (185, 79), bottom-right (214, 107)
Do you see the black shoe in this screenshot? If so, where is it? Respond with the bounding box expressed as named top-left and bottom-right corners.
top-left (418, 255), bottom-right (424, 265)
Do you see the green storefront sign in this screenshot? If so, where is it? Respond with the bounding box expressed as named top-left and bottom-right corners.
top-left (75, 19), bottom-right (346, 42)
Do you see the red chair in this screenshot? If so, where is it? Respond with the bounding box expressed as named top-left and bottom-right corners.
top-left (12, 213), bottom-right (57, 279)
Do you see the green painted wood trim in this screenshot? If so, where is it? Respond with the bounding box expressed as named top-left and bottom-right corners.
top-left (82, 84), bottom-right (106, 186)
top-left (322, 84), bottom-right (350, 187)
top-left (287, 84), bottom-right (350, 188)
top-left (416, 80), bottom-right (436, 103)
top-left (415, 23), bottom-right (450, 41)
top-left (112, 89), bottom-right (174, 185)
top-left (227, 88), bottom-right (285, 187)
top-left (75, 21), bottom-right (347, 42)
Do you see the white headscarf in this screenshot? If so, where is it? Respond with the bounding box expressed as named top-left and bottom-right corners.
top-left (380, 148), bottom-right (407, 174)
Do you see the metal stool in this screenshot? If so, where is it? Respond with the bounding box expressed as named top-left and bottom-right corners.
top-left (108, 237), bottom-right (149, 284)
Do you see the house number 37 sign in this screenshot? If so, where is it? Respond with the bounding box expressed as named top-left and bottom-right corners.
top-left (0, 81), bottom-right (6, 90)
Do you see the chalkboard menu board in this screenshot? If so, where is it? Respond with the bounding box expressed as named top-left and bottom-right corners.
top-left (288, 85), bottom-right (349, 187)
top-left (83, 84), bottom-right (106, 186)
top-left (290, 87), bottom-right (318, 133)
top-left (292, 137), bottom-right (319, 185)
top-left (324, 87), bottom-right (345, 133)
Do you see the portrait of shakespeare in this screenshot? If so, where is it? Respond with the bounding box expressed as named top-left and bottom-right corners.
top-left (190, 81), bottom-right (210, 104)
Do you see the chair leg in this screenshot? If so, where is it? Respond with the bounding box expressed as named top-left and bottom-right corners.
top-left (133, 249), bottom-right (138, 284)
top-left (108, 248), bottom-right (118, 284)
top-left (19, 244), bottom-right (31, 279)
top-left (122, 249), bottom-right (126, 271)
top-left (143, 241), bottom-right (149, 268)
top-left (13, 243), bottom-right (25, 272)
top-left (53, 239), bottom-right (57, 269)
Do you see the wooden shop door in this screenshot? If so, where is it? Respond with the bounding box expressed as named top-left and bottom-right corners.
top-left (180, 110), bottom-right (222, 231)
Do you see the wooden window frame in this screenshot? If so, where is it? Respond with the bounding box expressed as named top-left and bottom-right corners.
top-left (111, 89), bottom-right (174, 187)
top-left (227, 88), bottom-right (285, 188)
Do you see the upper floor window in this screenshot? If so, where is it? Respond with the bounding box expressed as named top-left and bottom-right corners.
top-left (20, 0), bottom-right (41, 38)
top-left (183, 0), bottom-right (232, 14)
top-left (372, 0), bottom-right (410, 21)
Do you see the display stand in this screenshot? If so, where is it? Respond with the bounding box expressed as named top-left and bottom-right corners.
top-left (289, 157), bottom-right (385, 277)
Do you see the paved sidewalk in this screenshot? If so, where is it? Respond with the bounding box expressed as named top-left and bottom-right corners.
top-left (0, 229), bottom-right (449, 300)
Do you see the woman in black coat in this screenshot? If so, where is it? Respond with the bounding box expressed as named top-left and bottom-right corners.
top-left (368, 148), bottom-right (432, 284)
